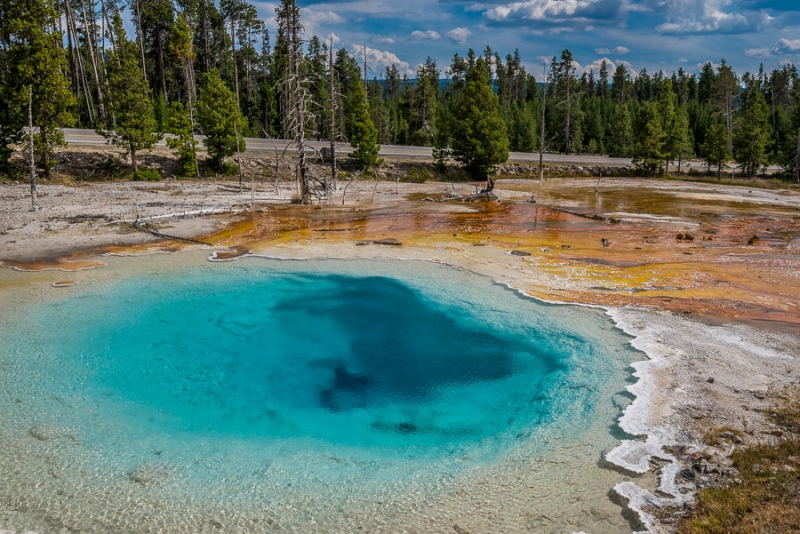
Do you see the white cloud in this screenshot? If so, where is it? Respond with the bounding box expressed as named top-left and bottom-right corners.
top-left (744, 38), bottom-right (800, 59)
top-left (582, 57), bottom-right (616, 74)
top-left (351, 44), bottom-right (412, 76)
top-left (371, 36), bottom-right (396, 45)
top-left (594, 46), bottom-right (630, 55)
top-left (677, 57), bottom-right (688, 63)
top-left (695, 60), bottom-right (720, 72)
top-left (446, 27), bottom-right (472, 44)
top-left (653, 0), bottom-right (772, 34)
top-left (298, 8), bottom-right (344, 37)
top-left (482, 0), bottom-right (625, 30)
top-left (773, 38), bottom-right (800, 54)
top-left (410, 30), bottom-right (441, 40)
top-left (326, 33), bottom-right (341, 46)
top-left (744, 47), bottom-right (772, 58)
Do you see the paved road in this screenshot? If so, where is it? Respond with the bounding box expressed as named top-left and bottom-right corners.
top-left (62, 128), bottom-right (634, 167)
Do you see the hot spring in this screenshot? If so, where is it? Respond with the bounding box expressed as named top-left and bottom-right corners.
top-left (0, 257), bottom-right (644, 533)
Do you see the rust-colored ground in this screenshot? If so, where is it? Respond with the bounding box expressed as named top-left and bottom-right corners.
top-left (3, 178), bottom-right (798, 324)
top-left (201, 180), bottom-right (800, 324)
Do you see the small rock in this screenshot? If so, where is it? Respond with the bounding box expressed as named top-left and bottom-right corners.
top-left (731, 435), bottom-right (743, 444)
top-left (685, 451), bottom-right (704, 462)
top-left (684, 500), bottom-right (697, 511)
top-left (601, 237), bottom-right (610, 247)
top-left (720, 431), bottom-right (734, 439)
top-left (679, 468), bottom-right (696, 480)
top-left (707, 377), bottom-right (715, 384)
top-left (751, 464), bottom-right (762, 473)
top-left (509, 250), bottom-right (531, 256)
top-left (754, 391), bottom-right (766, 399)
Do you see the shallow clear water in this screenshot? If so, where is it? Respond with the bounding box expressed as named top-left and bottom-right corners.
top-left (0, 258), bottom-right (642, 533)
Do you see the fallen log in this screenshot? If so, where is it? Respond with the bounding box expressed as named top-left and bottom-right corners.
top-left (133, 219), bottom-right (213, 246)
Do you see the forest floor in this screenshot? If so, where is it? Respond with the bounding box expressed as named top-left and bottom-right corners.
top-left (2, 150), bottom-right (800, 533)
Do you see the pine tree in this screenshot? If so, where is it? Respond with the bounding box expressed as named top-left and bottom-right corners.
top-left (607, 103), bottom-right (633, 157)
top-left (0, 44), bottom-right (23, 172)
top-left (100, 14), bottom-right (161, 172)
top-left (346, 78), bottom-right (379, 170)
top-left (672, 106), bottom-right (694, 173)
top-left (7, 0), bottom-right (76, 178)
top-left (449, 57), bottom-right (509, 182)
top-left (658, 80), bottom-right (677, 172)
top-left (701, 122), bottom-right (730, 179)
top-left (733, 84), bottom-right (771, 176)
top-left (632, 102), bottom-right (666, 176)
top-left (166, 101), bottom-right (199, 177)
top-left (196, 68), bottom-right (247, 171)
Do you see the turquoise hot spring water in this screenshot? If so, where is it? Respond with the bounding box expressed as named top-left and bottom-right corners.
top-left (0, 257), bottom-right (644, 533)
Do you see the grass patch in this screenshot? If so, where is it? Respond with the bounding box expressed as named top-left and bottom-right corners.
top-left (679, 393), bottom-right (800, 533)
top-left (132, 168), bottom-right (162, 182)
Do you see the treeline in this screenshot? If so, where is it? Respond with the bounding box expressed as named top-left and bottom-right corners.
top-left (1, 0), bottom-right (800, 181)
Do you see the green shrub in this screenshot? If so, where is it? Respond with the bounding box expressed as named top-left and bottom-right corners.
top-left (132, 168), bottom-right (162, 182)
top-left (222, 162), bottom-right (240, 176)
top-left (401, 166), bottom-right (431, 183)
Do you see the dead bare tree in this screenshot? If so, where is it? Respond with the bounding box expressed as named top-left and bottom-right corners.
top-left (28, 86), bottom-right (38, 212)
top-left (329, 37), bottom-right (337, 190)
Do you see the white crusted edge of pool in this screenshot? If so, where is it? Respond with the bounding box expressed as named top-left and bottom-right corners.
top-left (604, 307), bottom-right (691, 534)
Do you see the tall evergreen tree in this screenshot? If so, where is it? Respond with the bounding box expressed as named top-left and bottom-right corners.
top-left (733, 82), bottom-right (771, 176)
top-left (6, 0), bottom-right (76, 177)
top-left (449, 57), bottom-right (509, 183)
top-left (100, 14), bottom-right (161, 172)
top-left (702, 122), bottom-right (730, 179)
top-left (196, 68), bottom-right (246, 171)
top-left (166, 101), bottom-right (199, 177)
top-left (346, 78), bottom-right (378, 170)
top-left (607, 103), bottom-right (633, 157)
top-left (632, 102), bottom-right (666, 175)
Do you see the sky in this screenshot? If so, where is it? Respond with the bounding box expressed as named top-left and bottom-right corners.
top-left (246, 0), bottom-right (800, 79)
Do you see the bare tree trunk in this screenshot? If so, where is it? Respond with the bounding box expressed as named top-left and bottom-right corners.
top-left (79, 0), bottom-right (105, 119)
top-left (63, 0), bottom-right (77, 93)
top-left (134, 0), bottom-right (147, 81)
top-left (329, 38), bottom-right (337, 190)
top-left (28, 86), bottom-right (38, 212)
top-left (564, 77), bottom-right (571, 153)
top-left (131, 148), bottom-right (138, 172)
top-left (234, 120), bottom-right (243, 192)
top-left (230, 18), bottom-right (240, 109)
top-left (99, 0), bottom-right (116, 52)
top-left (65, 5), bottom-right (95, 124)
top-left (156, 28), bottom-right (168, 102)
top-left (539, 64), bottom-right (546, 184)
top-left (289, 1), bottom-right (309, 203)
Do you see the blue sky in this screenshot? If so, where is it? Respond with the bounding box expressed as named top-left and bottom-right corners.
top-left (248, 0), bottom-right (800, 79)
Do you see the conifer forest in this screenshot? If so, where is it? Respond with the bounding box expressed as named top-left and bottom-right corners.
top-left (2, 0), bottom-right (800, 184)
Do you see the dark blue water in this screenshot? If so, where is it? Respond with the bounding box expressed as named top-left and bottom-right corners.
top-left (61, 269), bottom-right (562, 449)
